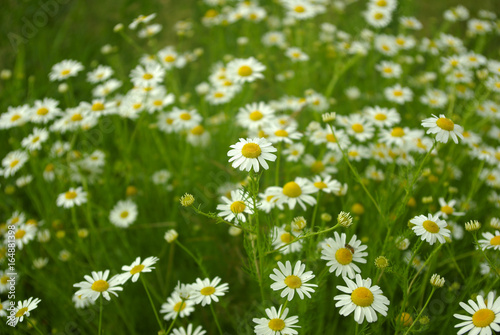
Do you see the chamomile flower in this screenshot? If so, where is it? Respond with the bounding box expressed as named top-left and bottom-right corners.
top-left (283, 0), bottom-right (318, 20)
top-left (410, 213), bottom-right (451, 245)
top-left (31, 98), bottom-right (62, 124)
top-left (267, 177), bottom-right (317, 210)
top-left (272, 224), bottom-right (303, 254)
top-left (311, 175), bottom-right (342, 193)
top-left (10, 297), bottom-right (41, 326)
top-left (270, 260), bottom-right (317, 301)
top-left (454, 292), bottom-right (500, 335)
top-left (384, 84), bottom-right (413, 104)
top-left (129, 13), bottom-right (157, 29)
top-left (87, 65), bottom-right (114, 83)
top-left (11, 223), bottom-right (37, 250)
top-left (73, 294), bottom-right (94, 309)
top-left (436, 198), bottom-right (465, 219)
top-left (109, 199), bottom-right (138, 228)
top-left (170, 324), bottom-right (206, 335)
top-left (2, 150), bottom-right (29, 177)
top-left (321, 232), bottom-right (368, 279)
top-left (190, 277), bottom-right (229, 306)
top-left (265, 123), bottom-right (303, 144)
top-left (73, 270), bottom-right (123, 301)
top-left (21, 127), bottom-right (49, 152)
top-left (56, 186), bottom-right (87, 208)
top-left (421, 114), bottom-right (464, 144)
top-left (345, 115), bottom-right (375, 142)
top-left (160, 291), bottom-right (195, 321)
top-left (478, 231), bottom-right (500, 251)
top-left (334, 274), bottom-right (390, 324)
top-left (130, 63), bottom-right (165, 88)
top-left (364, 8), bottom-right (392, 28)
top-left (253, 305), bottom-right (299, 335)
top-left (117, 256), bottom-right (159, 283)
top-left (376, 61), bottom-right (402, 78)
top-left (226, 57), bottom-right (266, 84)
top-left (216, 189), bottom-right (254, 224)
top-left (0, 105), bottom-right (29, 129)
top-left (49, 59), bottom-right (84, 81)
top-left (227, 138), bottom-right (277, 172)
top-left (285, 47), bottom-right (309, 62)
top-left (236, 102), bottom-right (276, 130)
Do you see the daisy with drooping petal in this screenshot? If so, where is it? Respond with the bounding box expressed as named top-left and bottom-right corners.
top-left (129, 13), bottom-right (157, 30)
top-left (267, 177), bottom-right (317, 210)
top-left (171, 324), bottom-right (207, 335)
top-left (453, 292), bottom-right (500, 335)
top-left (160, 291), bottom-right (195, 321)
top-left (190, 277), bottom-right (229, 306)
top-left (435, 198), bottom-right (465, 219)
top-left (311, 175), bottom-right (342, 193)
top-left (421, 114), bottom-right (464, 144)
top-left (253, 305), bottom-right (300, 335)
top-left (226, 57), bottom-right (266, 84)
top-left (117, 256), bottom-right (159, 283)
top-left (270, 260), bottom-right (317, 301)
top-left (73, 270), bottom-right (123, 301)
top-left (334, 274), bottom-right (390, 324)
top-left (9, 297), bottom-right (41, 326)
top-left (227, 138), bottom-right (277, 172)
top-left (478, 231), bottom-right (500, 251)
top-left (217, 189), bottom-right (254, 224)
top-left (410, 213), bottom-right (451, 245)
top-left (321, 232), bottom-right (368, 279)
top-left (56, 186), bottom-right (88, 208)
top-left (109, 199), bottom-right (138, 228)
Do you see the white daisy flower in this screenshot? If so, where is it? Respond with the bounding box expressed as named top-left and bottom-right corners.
top-left (226, 57), bottom-right (266, 84)
top-left (0, 105), bottom-right (29, 129)
top-left (190, 277), bottom-right (229, 306)
top-left (435, 198), bottom-right (465, 219)
top-left (364, 7), bottom-right (392, 28)
top-left (170, 107), bottom-right (203, 131)
top-left (129, 13), bottom-right (157, 30)
top-left (321, 232), bottom-right (368, 279)
top-left (72, 294), bottom-right (95, 309)
top-left (384, 84), bottom-right (413, 104)
top-left (87, 65), bottom-right (114, 83)
top-left (227, 138), bottom-right (277, 172)
top-left (410, 213), bottom-right (451, 245)
top-left (265, 123), bottom-right (303, 144)
top-left (49, 59), bottom-right (84, 81)
top-left (160, 291), bottom-right (195, 321)
top-left (216, 189), bottom-right (254, 224)
top-left (170, 324), bottom-right (206, 335)
top-left (283, 0), bottom-right (318, 20)
top-left (30, 98), bottom-right (62, 124)
top-left (270, 260), bottom-right (317, 301)
top-left (285, 47), bottom-right (309, 62)
top-left (73, 270), bottom-right (123, 301)
top-left (10, 297), bottom-right (41, 326)
top-left (236, 102), bottom-right (276, 130)
top-left (0, 299), bottom-right (10, 317)
top-left (267, 177), bottom-right (317, 210)
top-left (21, 127), bottom-right (50, 152)
top-left (421, 114), bottom-right (464, 144)
top-left (478, 231), bottom-right (500, 251)
top-left (109, 199), bottom-right (138, 228)
top-left (375, 60), bottom-right (402, 78)
top-left (253, 305), bottom-right (300, 335)
top-left (334, 274), bottom-right (390, 324)
top-left (2, 150), bottom-right (29, 178)
top-left (271, 224), bottom-right (303, 255)
top-left (311, 175), bottom-right (342, 193)
top-left (117, 256), bottom-right (159, 283)
top-left (10, 223), bottom-right (37, 250)
top-left (56, 186), bottom-right (88, 208)
top-left (454, 292), bottom-right (500, 335)
top-left (130, 63), bottom-right (165, 88)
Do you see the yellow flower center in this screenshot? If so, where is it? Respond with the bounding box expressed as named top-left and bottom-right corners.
top-left (399, 312), bottom-right (413, 327)
top-left (393, 90), bottom-right (403, 97)
top-left (130, 264), bottom-right (145, 275)
top-left (10, 159), bottom-right (19, 168)
top-left (391, 127), bottom-right (405, 137)
top-left (374, 113), bottom-right (387, 121)
top-left (37, 107), bottom-right (49, 115)
top-left (142, 73), bottom-right (153, 80)
top-left (284, 275), bottom-right (302, 289)
top-left (280, 232), bottom-right (293, 243)
top-left (294, 5), bottom-right (305, 13)
top-left (164, 55), bottom-right (175, 63)
top-left (190, 125), bottom-right (205, 135)
top-left (230, 201), bottom-right (246, 214)
top-left (133, 103), bottom-right (142, 110)
top-left (376, 0), bottom-right (387, 6)
top-left (436, 117), bottom-right (454, 131)
top-left (200, 286), bottom-right (215, 296)
top-left (383, 67), bottom-right (393, 73)
top-left (374, 12), bottom-right (384, 20)
top-left (92, 102), bottom-right (105, 111)
top-left (274, 129), bottom-right (289, 137)
top-left (268, 318), bottom-right (285, 331)
top-left (91, 279), bottom-right (109, 292)
top-left (61, 69), bottom-right (70, 76)
top-left (314, 181), bottom-right (327, 189)
top-left (335, 248), bottom-right (353, 265)
top-left (292, 52), bottom-right (301, 58)
top-left (237, 65), bottom-right (253, 77)
top-left (205, 9), bottom-right (218, 18)
top-left (351, 287), bottom-right (374, 307)
top-left (241, 143), bottom-right (262, 158)
top-left (15, 307), bottom-right (28, 318)
top-left (490, 235), bottom-right (500, 246)
top-left (440, 205), bottom-right (453, 215)
top-left (120, 211), bottom-right (129, 218)
top-left (15, 229), bottom-right (26, 239)
top-left (166, 118), bottom-right (174, 125)
top-left (214, 92), bottom-right (224, 98)
top-left (71, 113), bottom-right (83, 121)
top-left (352, 123), bottom-right (364, 133)
top-left (326, 133), bottom-right (336, 142)
top-left (180, 112), bottom-right (191, 120)
top-left (472, 308), bottom-right (495, 328)
top-left (173, 301), bottom-right (186, 312)
top-left (249, 111), bottom-right (263, 121)
top-left (311, 161), bottom-right (325, 174)
top-left (153, 100), bottom-right (163, 106)
top-left (422, 220), bottom-right (440, 233)
top-left (283, 181), bottom-right (302, 198)
top-left (11, 114), bottom-right (21, 121)
top-left (0, 275), bottom-right (8, 284)
top-left (65, 191), bottom-right (77, 199)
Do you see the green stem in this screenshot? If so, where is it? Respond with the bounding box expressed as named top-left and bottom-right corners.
top-left (210, 303), bottom-right (224, 335)
top-left (98, 296), bottom-right (103, 335)
top-left (165, 302), bottom-right (181, 334)
top-left (175, 240), bottom-right (209, 277)
top-left (473, 233), bottom-right (500, 280)
top-left (275, 142), bottom-right (282, 186)
top-left (267, 223), bottom-right (341, 254)
top-left (141, 276), bottom-right (165, 331)
top-left (26, 317), bottom-right (44, 335)
top-left (279, 300), bottom-right (289, 318)
top-left (310, 191), bottom-right (321, 232)
top-left (404, 288), bottom-right (436, 335)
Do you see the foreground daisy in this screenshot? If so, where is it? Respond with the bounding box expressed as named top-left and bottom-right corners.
top-left (56, 186), bottom-right (88, 208)
top-left (421, 114), bottom-right (464, 144)
top-left (216, 189), bottom-right (254, 224)
top-left (478, 230), bottom-right (500, 251)
top-left (170, 324), bottom-right (207, 335)
top-left (454, 292), bottom-right (500, 335)
top-left (267, 177), bottom-right (317, 210)
top-left (117, 256), bottom-right (159, 283)
top-left (160, 291), bottom-right (195, 321)
top-left (321, 232), bottom-right (368, 279)
top-left (73, 270), bottom-right (123, 301)
top-left (228, 138), bottom-right (277, 172)
top-left (109, 199), bottom-right (138, 228)
top-left (191, 277), bottom-right (229, 306)
top-left (8, 297), bottom-right (41, 326)
top-left (253, 305), bottom-right (299, 335)
top-left (410, 213), bottom-right (451, 245)
top-left (334, 274), bottom-right (390, 324)
top-left (226, 57), bottom-right (266, 84)
top-left (270, 261), bottom-right (317, 301)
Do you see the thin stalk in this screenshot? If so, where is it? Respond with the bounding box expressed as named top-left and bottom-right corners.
top-left (98, 296), bottom-right (103, 335)
top-left (26, 318), bottom-right (44, 335)
top-left (141, 276), bottom-right (165, 331)
top-left (175, 240), bottom-right (209, 277)
top-left (404, 288), bottom-right (436, 335)
top-left (210, 303), bottom-right (224, 335)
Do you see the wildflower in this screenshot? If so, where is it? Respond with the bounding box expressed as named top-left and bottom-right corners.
top-left (430, 274), bottom-right (445, 288)
top-left (421, 114), bottom-right (464, 144)
top-left (410, 213), bottom-right (451, 245)
top-left (478, 231), bottom-right (500, 251)
top-left (56, 186), bottom-right (88, 208)
top-left (374, 256), bottom-right (389, 269)
top-left (190, 277), bottom-right (229, 306)
top-left (454, 292), bottom-right (500, 335)
top-left (253, 305), bottom-right (299, 335)
top-left (227, 138), bottom-right (277, 173)
top-left (180, 193), bottom-right (195, 207)
top-left (271, 224), bottom-right (303, 255)
top-left (170, 324), bottom-right (206, 335)
top-left (217, 189), bottom-right (254, 224)
top-left (49, 59), bottom-right (84, 81)
top-left (10, 297), bottom-right (41, 326)
top-left (226, 57), bottom-right (265, 84)
top-left (2, 150), bottom-right (29, 178)
top-left (321, 232), bottom-right (368, 278)
top-left (109, 200), bottom-right (138, 228)
top-left (160, 291), bottom-right (195, 321)
top-left (267, 177), bottom-right (317, 210)
top-left (436, 198), bottom-right (465, 219)
top-left (465, 220), bottom-right (481, 232)
top-left (73, 270), bottom-right (123, 301)
top-left (337, 211), bottom-right (354, 228)
top-left (117, 256), bottom-right (159, 284)
top-left (165, 229), bottom-right (179, 243)
top-left (270, 260), bottom-right (317, 301)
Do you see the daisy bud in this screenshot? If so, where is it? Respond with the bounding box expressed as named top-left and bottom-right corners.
top-left (164, 229), bottom-right (178, 243)
top-left (180, 193), bottom-right (195, 207)
top-left (490, 217), bottom-right (500, 229)
top-left (114, 23), bottom-right (124, 32)
top-left (419, 315), bottom-right (430, 325)
top-left (430, 273), bottom-right (445, 288)
top-left (397, 312), bottom-right (413, 327)
top-left (78, 228), bottom-right (89, 239)
top-left (228, 226), bottom-right (242, 236)
top-left (465, 220), bottom-right (481, 232)
top-left (395, 236), bottom-right (410, 250)
top-left (322, 112), bottom-right (336, 122)
top-left (422, 196), bottom-right (433, 204)
top-left (374, 256), bottom-right (389, 269)
top-left (291, 216), bottom-right (307, 231)
top-left (59, 249), bottom-right (71, 261)
top-left (337, 211), bottom-right (353, 228)
top-left (58, 83), bottom-right (68, 93)
top-left (321, 213), bottom-right (332, 222)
